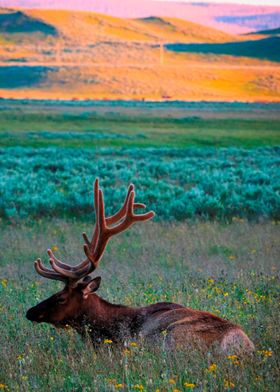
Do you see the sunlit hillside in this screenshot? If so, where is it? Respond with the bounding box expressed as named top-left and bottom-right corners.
top-left (0, 8), bottom-right (237, 43)
top-left (0, 8), bottom-right (279, 101)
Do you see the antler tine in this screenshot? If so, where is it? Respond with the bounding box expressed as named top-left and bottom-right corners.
top-left (34, 258), bottom-right (67, 282)
top-left (50, 258), bottom-right (91, 279)
top-left (47, 249), bottom-right (72, 271)
top-left (82, 188), bottom-right (107, 269)
top-left (109, 191), bottom-right (155, 235)
top-left (50, 179), bottom-right (100, 275)
top-left (106, 184), bottom-right (146, 226)
top-left (82, 178), bottom-right (100, 247)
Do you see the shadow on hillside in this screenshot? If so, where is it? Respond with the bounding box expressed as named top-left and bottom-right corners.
top-left (248, 27), bottom-right (280, 36)
top-left (0, 10), bottom-right (57, 35)
top-left (165, 37), bottom-right (280, 62)
top-left (0, 66), bottom-right (57, 88)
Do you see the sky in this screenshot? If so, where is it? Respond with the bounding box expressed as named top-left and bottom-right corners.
top-left (155, 0), bottom-right (280, 5)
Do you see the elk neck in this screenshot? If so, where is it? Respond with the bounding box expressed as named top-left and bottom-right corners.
top-left (78, 293), bottom-right (144, 342)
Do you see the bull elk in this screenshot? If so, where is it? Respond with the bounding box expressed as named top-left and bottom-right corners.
top-left (26, 179), bottom-right (254, 354)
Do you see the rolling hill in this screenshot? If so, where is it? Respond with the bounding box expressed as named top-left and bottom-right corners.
top-left (0, 9), bottom-right (57, 35)
top-left (249, 26), bottom-right (280, 36)
top-left (166, 37), bottom-right (280, 62)
top-left (0, 9), bottom-right (235, 44)
top-left (0, 0), bottom-right (280, 34)
top-left (0, 8), bottom-right (279, 102)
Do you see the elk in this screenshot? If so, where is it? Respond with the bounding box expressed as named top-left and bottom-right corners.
top-left (26, 179), bottom-right (254, 354)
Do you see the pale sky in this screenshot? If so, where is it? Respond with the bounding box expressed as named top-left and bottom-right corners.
top-left (155, 0), bottom-right (280, 5)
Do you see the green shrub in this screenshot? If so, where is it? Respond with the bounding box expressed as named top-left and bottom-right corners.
top-left (0, 147), bottom-right (279, 221)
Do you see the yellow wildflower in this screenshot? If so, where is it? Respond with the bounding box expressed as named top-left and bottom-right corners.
top-left (104, 339), bottom-right (113, 344)
top-left (1, 279), bottom-right (8, 288)
top-left (106, 378), bottom-right (117, 384)
top-left (0, 385), bottom-right (7, 390)
top-left (208, 279), bottom-right (214, 284)
top-left (228, 255), bottom-right (236, 261)
top-left (115, 384), bottom-right (124, 389)
top-left (208, 363), bottom-right (217, 372)
top-left (169, 379), bottom-right (176, 385)
top-left (123, 349), bottom-right (130, 355)
top-left (227, 354), bottom-right (239, 364)
top-left (184, 382), bottom-right (195, 388)
top-left (257, 349), bottom-right (273, 357)
top-left (52, 246), bottom-right (58, 252)
top-left (224, 380), bottom-right (235, 388)
top-left (129, 342), bottom-right (137, 347)
top-left (17, 354), bottom-right (24, 361)
top-left (133, 385), bottom-right (144, 390)
top-left (224, 292), bottom-right (229, 297)
top-left (173, 389), bottom-right (182, 392)
top-left (21, 376), bottom-right (28, 381)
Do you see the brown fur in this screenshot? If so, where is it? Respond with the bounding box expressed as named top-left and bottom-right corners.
top-left (26, 285), bottom-right (254, 353)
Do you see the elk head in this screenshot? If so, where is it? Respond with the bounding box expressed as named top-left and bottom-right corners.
top-left (26, 179), bottom-right (155, 327)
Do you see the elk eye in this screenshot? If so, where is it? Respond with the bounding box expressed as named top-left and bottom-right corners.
top-left (57, 296), bottom-right (67, 304)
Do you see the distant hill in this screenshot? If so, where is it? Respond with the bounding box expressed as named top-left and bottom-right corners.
top-left (249, 26), bottom-right (280, 36)
top-left (166, 37), bottom-right (280, 62)
top-left (0, 9), bottom-right (57, 35)
top-left (136, 17), bottom-right (234, 43)
top-left (0, 8), bottom-right (279, 102)
top-left (0, 8), bottom-right (234, 44)
top-left (0, 0), bottom-right (280, 34)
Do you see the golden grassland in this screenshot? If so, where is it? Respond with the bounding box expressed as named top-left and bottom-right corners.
top-left (0, 8), bottom-right (279, 101)
top-left (21, 9), bottom-right (238, 44)
top-left (0, 61), bottom-right (279, 102)
top-left (0, 220), bottom-right (279, 391)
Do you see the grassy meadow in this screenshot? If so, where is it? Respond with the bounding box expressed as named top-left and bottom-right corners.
top-left (0, 220), bottom-right (279, 391)
top-left (0, 100), bottom-right (280, 149)
top-left (0, 100), bottom-right (280, 391)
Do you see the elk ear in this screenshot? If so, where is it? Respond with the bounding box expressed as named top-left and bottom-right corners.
top-left (82, 276), bottom-right (101, 299)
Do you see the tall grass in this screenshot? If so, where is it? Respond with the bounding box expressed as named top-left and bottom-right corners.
top-left (0, 220), bottom-right (279, 391)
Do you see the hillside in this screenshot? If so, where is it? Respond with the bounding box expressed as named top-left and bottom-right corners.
top-left (0, 9), bottom-right (235, 44)
top-left (248, 26), bottom-right (280, 36)
top-left (0, 0), bottom-right (280, 34)
top-left (0, 8), bottom-right (279, 102)
top-left (0, 9), bottom-right (57, 35)
top-left (166, 37), bottom-right (280, 63)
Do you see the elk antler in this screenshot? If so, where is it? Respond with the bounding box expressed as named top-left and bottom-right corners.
top-left (34, 179), bottom-right (155, 285)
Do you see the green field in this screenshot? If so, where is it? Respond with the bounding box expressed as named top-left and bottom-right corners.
top-left (0, 100), bottom-right (280, 149)
top-left (0, 100), bottom-right (279, 391)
